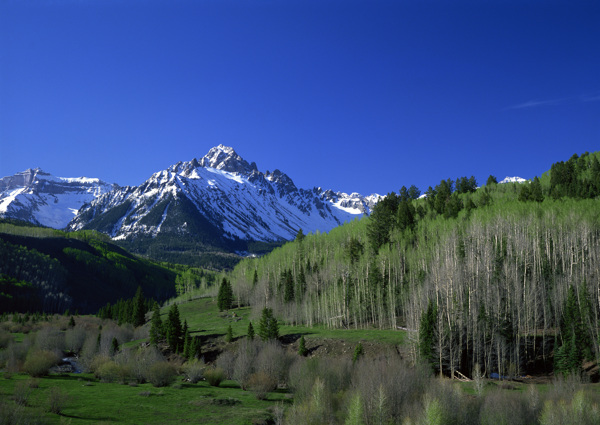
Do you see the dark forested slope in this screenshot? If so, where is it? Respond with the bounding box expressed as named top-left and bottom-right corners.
top-left (0, 221), bottom-right (177, 313)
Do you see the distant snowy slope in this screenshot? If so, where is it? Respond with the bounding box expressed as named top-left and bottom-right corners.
top-left (499, 176), bottom-right (527, 184)
top-left (68, 145), bottom-right (379, 243)
top-left (0, 168), bottom-right (117, 228)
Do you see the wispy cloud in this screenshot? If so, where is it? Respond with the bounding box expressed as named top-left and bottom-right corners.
top-left (581, 92), bottom-right (600, 102)
top-left (507, 98), bottom-right (564, 110)
top-left (507, 91), bottom-right (600, 110)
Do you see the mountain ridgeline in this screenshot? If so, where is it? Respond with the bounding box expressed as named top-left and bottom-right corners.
top-left (228, 152), bottom-right (600, 378)
top-left (0, 145), bottom-right (378, 268)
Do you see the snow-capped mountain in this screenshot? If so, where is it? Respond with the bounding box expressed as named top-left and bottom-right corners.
top-left (499, 176), bottom-right (527, 184)
top-left (67, 145), bottom-right (379, 245)
top-left (0, 168), bottom-right (117, 228)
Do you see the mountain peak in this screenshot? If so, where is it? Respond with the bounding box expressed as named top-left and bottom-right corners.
top-left (199, 145), bottom-right (257, 174)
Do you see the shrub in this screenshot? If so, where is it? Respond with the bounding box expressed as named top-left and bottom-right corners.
top-left (204, 367), bottom-right (226, 387)
top-left (96, 361), bottom-right (122, 383)
top-left (13, 380), bottom-right (33, 406)
top-left (0, 328), bottom-right (12, 349)
top-left (118, 346), bottom-right (165, 384)
top-left (47, 387), bottom-right (70, 415)
top-left (479, 390), bottom-right (534, 425)
top-left (64, 326), bottom-right (87, 353)
top-left (183, 359), bottom-right (205, 384)
top-left (247, 371), bottom-right (277, 400)
top-left (147, 362), bottom-right (178, 387)
top-left (23, 350), bottom-right (60, 377)
top-left (0, 399), bottom-right (48, 425)
top-left (216, 350), bottom-right (235, 380)
top-left (35, 326), bottom-right (64, 352)
top-left (89, 354), bottom-right (112, 377)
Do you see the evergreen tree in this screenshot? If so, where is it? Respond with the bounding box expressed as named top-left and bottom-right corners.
top-left (217, 278), bottom-right (233, 311)
top-left (165, 304), bottom-right (183, 352)
top-left (419, 300), bottom-right (437, 368)
top-left (68, 316), bottom-right (75, 328)
top-left (225, 324), bottom-right (233, 343)
top-left (110, 337), bottom-right (119, 356)
top-left (252, 269), bottom-right (258, 287)
top-left (352, 342), bottom-right (364, 363)
top-left (133, 286), bottom-right (146, 328)
top-left (149, 304), bottom-right (164, 345)
top-left (258, 307), bottom-right (279, 341)
top-left (530, 177), bottom-right (544, 202)
top-left (486, 175), bottom-right (498, 185)
top-left (298, 335), bottom-right (308, 356)
top-left (247, 321), bottom-right (255, 340)
top-left (283, 269), bottom-right (295, 303)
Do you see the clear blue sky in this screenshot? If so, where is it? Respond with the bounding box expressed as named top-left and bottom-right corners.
top-left (1, 0), bottom-right (599, 196)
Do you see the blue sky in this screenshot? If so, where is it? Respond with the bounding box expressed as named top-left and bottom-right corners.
top-left (1, 0), bottom-right (599, 196)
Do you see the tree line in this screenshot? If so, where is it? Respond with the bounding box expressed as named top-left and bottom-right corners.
top-left (228, 152), bottom-right (600, 378)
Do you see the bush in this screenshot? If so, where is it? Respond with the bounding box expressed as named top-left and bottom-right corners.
top-left (216, 350), bottom-right (235, 380)
top-left (47, 387), bottom-right (70, 415)
top-left (35, 326), bottom-right (64, 353)
top-left (12, 380), bottom-right (33, 406)
top-left (89, 354), bottom-right (112, 377)
top-left (147, 362), bottom-right (178, 387)
top-left (183, 359), bottom-right (205, 384)
top-left (23, 350), bottom-right (60, 377)
top-left (96, 360), bottom-right (122, 383)
top-left (64, 326), bottom-right (87, 353)
top-left (204, 367), bottom-right (226, 387)
top-left (0, 399), bottom-right (48, 425)
top-left (117, 346), bottom-right (165, 384)
top-left (0, 328), bottom-right (12, 349)
top-left (540, 390), bottom-right (600, 425)
top-left (247, 371), bottom-right (277, 400)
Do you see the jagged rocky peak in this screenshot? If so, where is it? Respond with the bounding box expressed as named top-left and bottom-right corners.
top-left (198, 144), bottom-right (258, 174)
top-left (266, 169), bottom-right (297, 194)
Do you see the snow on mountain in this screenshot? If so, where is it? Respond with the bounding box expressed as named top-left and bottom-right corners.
top-left (0, 168), bottom-right (117, 229)
top-left (499, 176), bottom-right (527, 184)
top-left (68, 145), bottom-right (379, 243)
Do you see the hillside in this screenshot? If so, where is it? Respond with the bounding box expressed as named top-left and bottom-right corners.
top-left (0, 220), bottom-right (178, 313)
top-left (228, 152), bottom-right (600, 379)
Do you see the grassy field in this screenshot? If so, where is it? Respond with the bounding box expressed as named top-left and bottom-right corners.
top-left (168, 296), bottom-right (407, 349)
top-left (0, 372), bottom-right (289, 425)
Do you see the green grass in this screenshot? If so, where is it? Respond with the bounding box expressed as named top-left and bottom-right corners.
top-left (0, 372), bottom-right (288, 424)
top-left (168, 297), bottom-right (407, 346)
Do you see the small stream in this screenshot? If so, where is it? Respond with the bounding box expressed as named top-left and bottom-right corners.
top-left (59, 357), bottom-right (83, 374)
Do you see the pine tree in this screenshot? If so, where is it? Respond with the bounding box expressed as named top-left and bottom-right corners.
top-left (283, 269), bottom-right (295, 303)
top-left (133, 286), bottom-right (146, 328)
top-left (252, 269), bottom-right (258, 287)
top-left (258, 308), bottom-right (279, 341)
top-left (68, 316), bottom-right (75, 328)
top-left (217, 278), bottom-right (233, 311)
top-left (190, 336), bottom-right (202, 360)
top-left (110, 337), bottom-right (119, 356)
top-left (165, 304), bottom-right (183, 352)
top-left (225, 325), bottom-right (233, 343)
top-left (247, 321), bottom-right (255, 340)
top-left (298, 335), bottom-right (308, 356)
top-left (149, 304), bottom-right (164, 345)
top-left (352, 342), bottom-right (364, 363)
top-left (419, 300), bottom-right (437, 368)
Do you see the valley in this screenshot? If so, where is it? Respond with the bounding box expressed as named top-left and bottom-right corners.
top-left (1, 151), bottom-right (600, 424)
